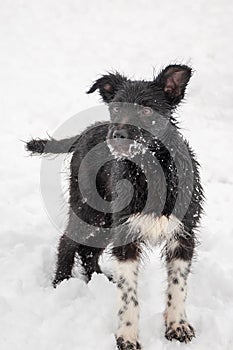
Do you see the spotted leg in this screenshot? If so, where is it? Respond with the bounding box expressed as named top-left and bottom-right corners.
top-left (164, 234), bottom-right (196, 343)
top-left (112, 243), bottom-right (142, 350)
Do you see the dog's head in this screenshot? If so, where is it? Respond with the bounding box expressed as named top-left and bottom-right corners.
top-left (87, 65), bottom-right (192, 157)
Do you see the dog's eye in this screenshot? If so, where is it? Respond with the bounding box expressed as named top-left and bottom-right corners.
top-left (142, 107), bottom-right (153, 116)
top-left (112, 106), bottom-right (120, 114)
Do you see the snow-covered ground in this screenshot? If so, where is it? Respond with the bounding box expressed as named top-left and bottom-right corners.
top-left (0, 1), bottom-right (233, 349)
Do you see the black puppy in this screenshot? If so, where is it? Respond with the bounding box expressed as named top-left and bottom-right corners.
top-left (27, 65), bottom-right (204, 349)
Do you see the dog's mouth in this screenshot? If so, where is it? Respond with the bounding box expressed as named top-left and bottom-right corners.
top-left (107, 139), bottom-right (146, 158)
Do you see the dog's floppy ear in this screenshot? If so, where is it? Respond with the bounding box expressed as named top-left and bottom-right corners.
top-left (155, 65), bottom-right (192, 106)
top-left (87, 72), bottom-right (127, 103)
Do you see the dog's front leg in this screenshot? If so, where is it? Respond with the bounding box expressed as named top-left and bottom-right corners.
top-left (164, 234), bottom-right (196, 343)
top-left (112, 243), bottom-right (142, 350)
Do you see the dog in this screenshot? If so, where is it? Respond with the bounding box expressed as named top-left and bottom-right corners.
top-left (27, 64), bottom-right (204, 349)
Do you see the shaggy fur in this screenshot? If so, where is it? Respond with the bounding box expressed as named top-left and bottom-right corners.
top-left (27, 65), bottom-right (204, 349)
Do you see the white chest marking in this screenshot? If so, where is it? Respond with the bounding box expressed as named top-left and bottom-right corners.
top-left (126, 213), bottom-right (183, 245)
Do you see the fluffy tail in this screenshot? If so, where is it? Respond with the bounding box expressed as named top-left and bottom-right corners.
top-left (26, 135), bottom-right (80, 154)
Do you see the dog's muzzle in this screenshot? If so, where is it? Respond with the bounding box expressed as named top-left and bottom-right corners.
top-left (107, 126), bottom-right (145, 158)
top-left (112, 128), bottom-right (128, 140)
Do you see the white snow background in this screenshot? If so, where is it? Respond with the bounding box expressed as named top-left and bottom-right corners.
top-left (0, 1), bottom-right (233, 349)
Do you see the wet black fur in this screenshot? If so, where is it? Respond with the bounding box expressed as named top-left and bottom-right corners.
top-left (26, 65), bottom-right (204, 346)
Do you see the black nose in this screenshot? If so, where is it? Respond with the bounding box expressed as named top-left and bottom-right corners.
top-left (112, 129), bottom-right (128, 139)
